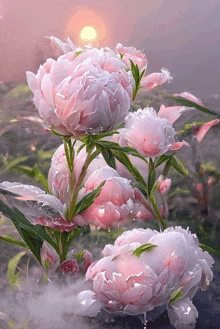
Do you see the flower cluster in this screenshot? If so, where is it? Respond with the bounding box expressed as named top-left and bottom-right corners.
top-left (78, 227), bottom-right (214, 329)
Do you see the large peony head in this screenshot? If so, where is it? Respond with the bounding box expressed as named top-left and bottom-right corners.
top-left (26, 48), bottom-right (134, 137)
top-left (118, 107), bottom-right (177, 158)
top-left (80, 227), bottom-right (214, 328)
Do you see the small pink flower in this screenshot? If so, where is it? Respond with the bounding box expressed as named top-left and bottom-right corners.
top-left (60, 258), bottom-right (79, 276)
top-left (115, 43), bottom-right (148, 72)
top-left (173, 92), bottom-right (204, 107)
top-left (40, 242), bottom-right (60, 272)
top-left (158, 175), bottom-right (171, 195)
top-left (141, 68), bottom-right (172, 90)
top-left (82, 250), bottom-right (93, 273)
top-left (118, 108), bottom-right (188, 158)
top-left (78, 166), bottom-right (135, 229)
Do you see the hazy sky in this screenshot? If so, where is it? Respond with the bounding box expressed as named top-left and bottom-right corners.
top-left (1, 0), bottom-right (220, 82)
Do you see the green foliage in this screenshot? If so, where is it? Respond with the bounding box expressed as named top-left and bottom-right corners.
top-left (0, 200), bottom-right (59, 262)
top-left (167, 95), bottom-right (220, 118)
top-left (7, 251), bottom-right (26, 286)
top-left (0, 156), bottom-right (28, 175)
top-left (74, 181), bottom-right (106, 215)
top-left (148, 158), bottom-right (156, 196)
top-left (0, 235), bottom-right (28, 249)
top-left (169, 287), bottom-right (183, 304)
top-left (133, 243), bottom-right (158, 257)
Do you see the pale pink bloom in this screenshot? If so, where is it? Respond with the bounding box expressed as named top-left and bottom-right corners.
top-left (168, 297), bottom-right (198, 329)
top-left (48, 36), bottom-right (79, 54)
top-left (79, 226), bottom-right (213, 328)
top-left (77, 166), bottom-right (135, 229)
top-left (40, 242), bottom-right (60, 272)
top-left (118, 108), bottom-right (188, 158)
top-left (157, 175), bottom-right (171, 195)
top-left (26, 49), bottom-right (134, 137)
top-left (158, 104), bottom-right (186, 125)
top-left (115, 43), bottom-right (148, 72)
top-left (0, 182), bottom-right (87, 231)
top-left (60, 258), bottom-right (79, 276)
top-left (196, 119), bottom-right (219, 143)
top-left (48, 142), bottom-right (105, 206)
top-left (141, 68), bottom-right (172, 90)
top-left (173, 92), bottom-right (204, 107)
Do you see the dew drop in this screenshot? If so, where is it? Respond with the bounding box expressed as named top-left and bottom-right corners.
top-left (143, 312), bottom-right (148, 329)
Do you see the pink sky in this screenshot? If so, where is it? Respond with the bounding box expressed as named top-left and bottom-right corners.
top-left (0, 0), bottom-right (219, 82)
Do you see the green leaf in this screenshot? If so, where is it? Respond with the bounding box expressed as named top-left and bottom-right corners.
top-left (162, 159), bottom-right (172, 177)
top-left (74, 250), bottom-right (84, 262)
top-left (0, 200), bottom-right (59, 261)
top-left (0, 156), bottom-right (28, 175)
top-left (150, 196), bottom-right (167, 230)
top-left (168, 188), bottom-right (191, 198)
top-left (74, 181), bottom-right (106, 215)
top-left (0, 235), bottom-right (29, 249)
top-left (167, 95), bottom-right (220, 118)
top-left (148, 158), bottom-right (156, 196)
top-left (169, 287), bottom-right (183, 304)
top-left (100, 147), bottom-right (116, 169)
top-left (155, 154), bottom-right (172, 168)
top-left (7, 251), bottom-right (26, 286)
top-left (171, 155), bottom-right (189, 177)
top-left (12, 164), bottom-right (49, 192)
top-left (91, 130), bottom-right (119, 141)
top-left (199, 243), bottom-right (220, 256)
top-left (95, 140), bottom-right (148, 164)
top-left (112, 150), bottom-right (148, 189)
top-left (133, 243), bottom-right (158, 257)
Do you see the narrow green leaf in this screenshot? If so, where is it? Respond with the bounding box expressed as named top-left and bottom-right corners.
top-left (74, 181), bottom-right (106, 215)
top-left (199, 243), bottom-right (220, 256)
top-left (148, 158), bottom-right (156, 196)
top-left (163, 159), bottom-right (172, 177)
top-left (150, 196), bottom-right (167, 230)
top-left (112, 150), bottom-right (148, 189)
top-left (91, 130), bottom-right (119, 141)
top-left (168, 188), bottom-right (191, 198)
top-left (100, 147), bottom-right (116, 169)
top-left (133, 243), bottom-right (158, 257)
top-left (0, 235), bottom-right (29, 249)
top-left (7, 251), bottom-right (26, 286)
top-left (171, 155), bottom-right (188, 177)
top-left (0, 156), bottom-right (28, 175)
top-left (169, 287), bottom-right (183, 304)
top-left (155, 154), bottom-right (172, 168)
top-left (74, 250), bottom-right (84, 262)
top-left (95, 140), bottom-right (148, 164)
top-left (167, 95), bottom-right (220, 118)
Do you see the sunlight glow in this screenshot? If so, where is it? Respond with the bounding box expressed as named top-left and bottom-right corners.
top-left (80, 26), bottom-right (97, 42)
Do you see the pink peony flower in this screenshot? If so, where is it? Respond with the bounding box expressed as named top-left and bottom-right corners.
top-left (141, 68), bottom-right (172, 90)
top-left (78, 227), bottom-right (214, 329)
top-left (48, 142), bottom-right (105, 206)
top-left (118, 108), bottom-right (188, 158)
top-left (115, 43), bottom-right (148, 72)
top-left (77, 166), bottom-right (136, 229)
top-left (26, 48), bottom-right (134, 137)
top-left (0, 182), bottom-right (87, 231)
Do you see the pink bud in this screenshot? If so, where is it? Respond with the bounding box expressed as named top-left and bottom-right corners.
top-left (60, 258), bottom-right (79, 276)
top-left (158, 176), bottom-right (171, 195)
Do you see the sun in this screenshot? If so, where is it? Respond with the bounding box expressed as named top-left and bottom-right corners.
top-left (66, 9), bottom-right (107, 45)
top-left (80, 26), bottom-right (97, 42)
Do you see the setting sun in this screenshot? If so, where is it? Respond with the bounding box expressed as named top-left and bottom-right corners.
top-left (80, 26), bottom-right (97, 42)
top-left (66, 9), bottom-right (107, 45)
